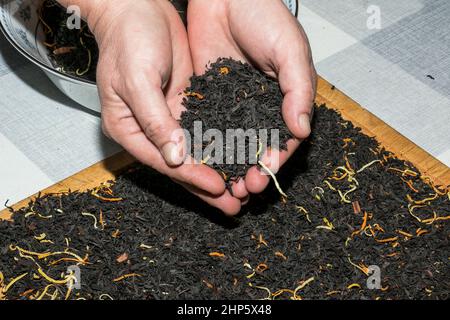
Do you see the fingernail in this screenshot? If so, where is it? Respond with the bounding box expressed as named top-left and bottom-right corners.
top-left (298, 113), bottom-right (311, 138)
top-left (162, 142), bottom-right (184, 166)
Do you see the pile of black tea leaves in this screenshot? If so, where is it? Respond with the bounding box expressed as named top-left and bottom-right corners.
top-left (1, 104), bottom-right (449, 300)
top-left (180, 58), bottom-right (293, 181)
top-left (39, 0), bottom-right (187, 82)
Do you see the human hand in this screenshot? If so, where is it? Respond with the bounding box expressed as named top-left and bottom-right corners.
top-left (187, 0), bottom-right (317, 197)
top-left (85, 0), bottom-right (243, 214)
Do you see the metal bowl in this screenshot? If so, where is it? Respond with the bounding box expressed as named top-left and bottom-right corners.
top-left (0, 0), bottom-right (100, 111)
top-left (0, 0), bottom-right (298, 113)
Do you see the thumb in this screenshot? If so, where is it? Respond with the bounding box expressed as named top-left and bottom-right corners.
top-left (278, 60), bottom-right (317, 140)
top-left (275, 30), bottom-right (317, 139)
top-left (121, 76), bottom-right (187, 166)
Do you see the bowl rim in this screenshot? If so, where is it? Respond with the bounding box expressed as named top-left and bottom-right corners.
top-left (291, 0), bottom-right (299, 18)
top-left (0, 19), bottom-right (97, 87)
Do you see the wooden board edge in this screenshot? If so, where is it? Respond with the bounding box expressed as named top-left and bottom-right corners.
top-left (0, 151), bottom-right (135, 220)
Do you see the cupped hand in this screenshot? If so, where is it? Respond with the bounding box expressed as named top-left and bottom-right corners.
top-left (87, 0), bottom-right (242, 215)
top-left (187, 0), bottom-right (317, 197)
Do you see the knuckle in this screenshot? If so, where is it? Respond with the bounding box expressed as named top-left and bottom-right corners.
top-left (101, 113), bottom-right (121, 141)
top-left (301, 82), bottom-right (316, 102)
top-left (101, 120), bottom-right (117, 142)
top-left (143, 115), bottom-right (166, 142)
top-left (141, 63), bottom-right (161, 79)
top-left (122, 73), bottom-right (146, 95)
top-left (121, 65), bottom-right (162, 94)
top-left (101, 115), bottom-right (112, 136)
top-left (101, 121), bottom-right (111, 138)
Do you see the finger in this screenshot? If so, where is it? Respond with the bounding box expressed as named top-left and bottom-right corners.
top-left (245, 139), bottom-right (300, 194)
top-left (119, 75), bottom-right (187, 167)
top-left (277, 47), bottom-right (316, 140)
top-left (163, 6), bottom-right (194, 112)
top-left (245, 166), bottom-right (270, 194)
top-left (228, 2), bottom-right (316, 139)
top-left (104, 113), bottom-right (226, 196)
top-left (230, 179), bottom-right (249, 199)
top-left (241, 195), bottom-right (250, 206)
top-left (178, 181), bottom-right (242, 216)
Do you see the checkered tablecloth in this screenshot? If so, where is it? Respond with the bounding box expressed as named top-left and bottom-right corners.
top-left (299, 0), bottom-right (450, 166)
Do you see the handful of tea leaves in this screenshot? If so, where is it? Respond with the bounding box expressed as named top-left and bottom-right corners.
top-left (180, 58), bottom-right (293, 185)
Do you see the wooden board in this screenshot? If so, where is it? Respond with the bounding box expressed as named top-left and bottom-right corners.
top-left (1, 77), bottom-right (449, 221)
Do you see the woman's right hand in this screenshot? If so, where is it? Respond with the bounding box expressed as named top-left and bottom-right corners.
top-left (84, 0), bottom-right (243, 215)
